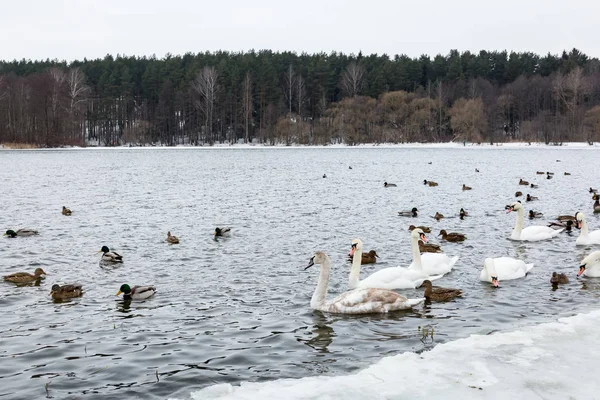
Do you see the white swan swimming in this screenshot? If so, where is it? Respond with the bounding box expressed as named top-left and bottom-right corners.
top-left (408, 233), bottom-right (458, 276)
top-left (480, 257), bottom-right (534, 287)
top-left (575, 212), bottom-right (600, 245)
top-left (307, 251), bottom-right (424, 314)
top-left (578, 251), bottom-right (600, 277)
top-left (506, 201), bottom-right (563, 241)
top-left (348, 230), bottom-right (443, 290)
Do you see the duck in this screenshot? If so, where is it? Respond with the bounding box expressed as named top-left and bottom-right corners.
top-left (424, 180), bottom-right (438, 187)
top-left (167, 231), bottom-right (180, 244)
top-left (480, 257), bottom-right (534, 287)
top-left (348, 247), bottom-right (378, 265)
top-left (515, 191), bottom-right (523, 197)
top-left (526, 194), bottom-right (538, 202)
top-left (384, 182), bottom-right (397, 188)
top-left (419, 240), bottom-right (441, 253)
top-left (530, 183), bottom-right (539, 189)
top-left (519, 178), bottom-right (529, 186)
top-left (322, 174), bottom-right (327, 178)
top-left (50, 284), bottom-right (83, 300)
top-left (590, 187), bottom-right (598, 194)
top-left (421, 280), bottom-right (462, 301)
top-left (4, 229), bottom-right (39, 238)
top-left (62, 206), bottom-right (72, 216)
top-left (307, 251), bottom-right (424, 314)
top-left (439, 229), bottom-right (466, 242)
top-left (594, 197), bottom-right (600, 213)
top-left (575, 212), bottom-right (600, 245)
top-left (536, 171), bottom-right (545, 175)
top-left (98, 246), bottom-right (123, 263)
top-left (564, 172), bottom-right (571, 176)
top-left (506, 201), bottom-right (563, 241)
top-left (214, 227), bottom-right (231, 237)
top-left (408, 225), bottom-right (431, 233)
top-left (548, 220), bottom-right (573, 232)
top-left (398, 207), bottom-right (418, 217)
top-left (475, 168), bottom-right (480, 172)
top-left (462, 184), bottom-right (472, 191)
top-left (550, 272), bottom-right (569, 285)
top-left (547, 172), bottom-right (554, 175)
top-left (578, 251), bottom-right (600, 277)
top-left (459, 208), bottom-right (469, 220)
top-left (408, 230), bottom-right (458, 276)
top-left (529, 210), bottom-right (543, 219)
top-left (116, 284), bottom-right (156, 300)
top-left (3, 268), bottom-right (47, 283)
top-left (434, 212), bottom-right (444, 221)
top-left (547, 174), bottom-right (553, 180)
top-left (557, 214), bottom-right (576, 222)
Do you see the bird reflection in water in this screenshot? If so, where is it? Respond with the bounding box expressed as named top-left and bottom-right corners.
top-left (116, 298), bottom-right (132, 313)
top-left (299, 312), bottom-right (335, 353)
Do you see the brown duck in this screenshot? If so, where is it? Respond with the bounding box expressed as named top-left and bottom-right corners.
top-left (50, 284), bottom-right (83, 300)
top-left (62, 206), bottom-right (72, 216)
top-left (167, 231), bottom-right (180, 244)
top-left (349, 249), bottom-right (379, 265)
top-left (4, 268), bottom-right (47, 283)
top-left (434, 212), bottom-right (444, 221)
top-left (536, 171), bottom-right (545, 175)
top-left (421, 280), bottom-right (462, 301)
top-left (550, 272), bottom-right (569, 285)
top-left (408, 225), bottom-right (431, 233)
top-left (439, 229), bottom-right (466, 242)
top-left (462, 184), bottom-right (472, 191)
top-left (424, 180), bottom-right (438, 187)
top-left (557, 215), bottom-right (576, 222)
top-left (419, 240), bottom-right (441, 253)
top-left (515, 191), bottom-right (523, 197)
top-left (519, 178), bottom-right (529, 185)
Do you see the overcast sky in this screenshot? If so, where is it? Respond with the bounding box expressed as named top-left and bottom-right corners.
top-left (1, 0), bottom-right (598, 62)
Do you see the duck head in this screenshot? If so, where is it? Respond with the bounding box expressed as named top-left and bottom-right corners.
top-left (4, 230), bottom-right (17, 238)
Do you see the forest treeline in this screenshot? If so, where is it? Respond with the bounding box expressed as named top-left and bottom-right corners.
top-left (1, 48), bottom-right (600, 147)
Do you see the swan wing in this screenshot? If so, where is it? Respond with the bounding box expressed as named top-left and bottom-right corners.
top-left (520, 226), bottom-right (563, 241)
top-left (410, 253), bottom-right (458, 276)
top-left (493, 257), bottom-right (530, 280)
top-left (358, 267), bottom-right (424, 289)
top-left (326, 289), bottom-right (423, 314)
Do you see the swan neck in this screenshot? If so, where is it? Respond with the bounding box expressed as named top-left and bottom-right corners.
top-left (411, 235), bottom-right (422, 269)
top-left (581, 218), bottom-right (589, 236)
top-left (349, 248), bottom-right (362, 288)
top-left (311, 258), bottom-right (330, 309)
top-left (513, 208), bottom-right (524, 236)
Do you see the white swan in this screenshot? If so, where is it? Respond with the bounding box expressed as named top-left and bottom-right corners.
top-left (348, 231), bottom-right (443, 290)
top-left (408, 234), bottom-right (458, 276)
top-left (307, 251), bottom-right (424, 314)
top-left (480, 257), bottom-right (534, 287)
top-left (578, 251), bottom-right (600, 277)
top-left (506, 201), bottom-right (563, 241)
top-left (575, 212), bottom-right (600, 245)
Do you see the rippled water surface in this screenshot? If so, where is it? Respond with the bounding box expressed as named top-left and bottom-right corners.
top-left (1, 146), bottom-right (600, 399)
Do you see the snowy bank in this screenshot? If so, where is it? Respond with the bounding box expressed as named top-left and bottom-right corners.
top-left (181, 310), bottom-right (600, 400)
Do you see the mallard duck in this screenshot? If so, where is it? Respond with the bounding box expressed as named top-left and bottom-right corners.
top-left (409, 224), bottom-right (431, 233)
top-left (526, 194), bottom-right (538, 202)
top-left (398, 207), bottom-right (418, 217)
top-left (515, 191), bottom-right (523, 197)
top-left (62, 206), bottom-right (72, 216)
top-left (462, 184), bottom-right (472, 191)
top-left (591, 187), bottom-right (598, 194)
top-left (384, 182), bottom-right (397, 187)
top-left (116, 284), bottom-right (156, 300)
top-left (548, 220), bottom-right (573, 232)
top-left (550, 272), bottom-right (569, 285)
top-left (3, 268), bottom-right (46, 283)
top-left (529, 210), bottom-right (543, 219)
top-left (167, 231), bottom-right (179, 244)
top-left (4, 229), bottom-right (39, 238)
top-left (519, 178), bottom-right (529, 185)
top-left (214, 227), bottom-right (231, 237)
top-left (50, 284), bottom-right (82, 300)
top-left (433, 212), bottom-right (444, 221)
top-left (536, 171), bottom-right (545, 175)
top-left (564, 172), bottom-right (571, 176)
top-left (439, 229), bottom-right (466, 242)
top-left (547, 172), bottom-right (554, 175)
top-left (459, 208), bottom-right (469, 220)
top-left (530, 183), bottom-right (539, 189)
top-left (348, 249), bottom-right (378, 264)
top-left (98, 246), bottom-right (123, 262)
top-left (421, 280), bottom-right (462, 302)
top-left (419, 240), bottom-right (441, 253)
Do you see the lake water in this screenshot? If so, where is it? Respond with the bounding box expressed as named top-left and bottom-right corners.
top-left (1, 146), bottom-right (599, 400)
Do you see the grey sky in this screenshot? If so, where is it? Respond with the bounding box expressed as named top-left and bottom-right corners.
top-left (1, 0), bottom-right (598, 61)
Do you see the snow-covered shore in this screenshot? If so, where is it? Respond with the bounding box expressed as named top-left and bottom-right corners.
top-left (181, 309), bottom-right (600, 400)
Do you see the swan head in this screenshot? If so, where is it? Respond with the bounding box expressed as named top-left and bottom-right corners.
top-left (305, 251), bottom-right (329, 270)
top-left (349, 239), bottom-right (363, 256)
top-left (484, 258), bottom-right (499, 287)
top-left (575, 211), bottom-right (585, 229)
top-left (411, 228), bottom-right (427, 242)
top-left (579, 251), bottom-right (600, 277)
top-left (506, 201), bottom-right (523, 213)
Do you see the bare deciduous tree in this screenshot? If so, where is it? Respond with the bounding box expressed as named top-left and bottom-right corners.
top-left (241, 72), bottom-right (253, 143)
top-left (296, 74), bottom-right (306, 117)
top-left (193, 66), bottom-right (220, 143)
top-left (284, 64), bottom-right (295, 114)
top-left (340, 62), bottom-right (366, 98)
top-left (66, 68), bottom-right (89, 142)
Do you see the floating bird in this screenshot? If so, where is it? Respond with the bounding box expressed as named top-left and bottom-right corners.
top-left (4, 229), bottom-right (38, 238)
top-left (547, 174), bottom-right (553, 180)
top-left (398, 207), bottom-right (419, 217)
top-left (530, 183), bottom-right (539, 189)
top-left (3, 268), bottom-right (46, 283)
top-left (515, 191), bottom-right (523, 197)
top-left (116, 284), bottom-right (156, 300)
top-left (506, 201), bottom-right (563, 241)
top-left (322, 174), bottom-right (327, 178)
top-left (548, 220), bottom-right (573, 232)
top-left (459, 208), bottom-right (469, 220)
top-left (348, 166), bottom-right (352, 169)
top-left (480, 257), bottom-right (534, 287)
top-left (421, 280), bottom-right (462, 301)
top-left (564, 172), bottom-right (571, 176)
top-left (526, 194), bottom-right (538, 202)
top-left (547, 172), bottom-right (554, 175)
top-left (62, 206), bottom-right (72, 216)
top-left (519, 178), bottom-right (529, 185)
top-left (439, 229), bottom-right (466, 242)
top-left (214, 227), bottom-right (231, 237)
top-left (528, 210), bottom-right (543, 219)
top-left (475, 168), bottom-right (480, 172)
top-left (536, 171), bottom-right (545, 175)
top-left (408, 225), bottom-right (431, 233)
top-left (590, 187), bottom-right (598, 194)
top-left (50, 284), bottom-right (83, 300)
top-left (424, 180), bottom-right (438, 187)
top-left (419, 240), bottom-right (441, 253)
top-left (594, 197), bottom-right (600, 213)
top-left (550, 272), bottom-right (568, 285)
top-left (557, 215), bottom-right (576, 222)
top-left (462, 184), bottom-right (472, 191)
top-left (433, 212), bottom-right (444, 221)
top-left (348, 246), bottom-right (379, 265)
top-left (98, 246), bottom-right (123, 263)
top-left (167, 231), bottom-right (180, 244)
top-left (384, 182), bottom-right (397, 187)
top-left (575, 212), bottom-right (600, 245)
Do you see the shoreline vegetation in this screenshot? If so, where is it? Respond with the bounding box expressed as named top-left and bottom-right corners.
top-left (1, 48), bottom-right (600, 148)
